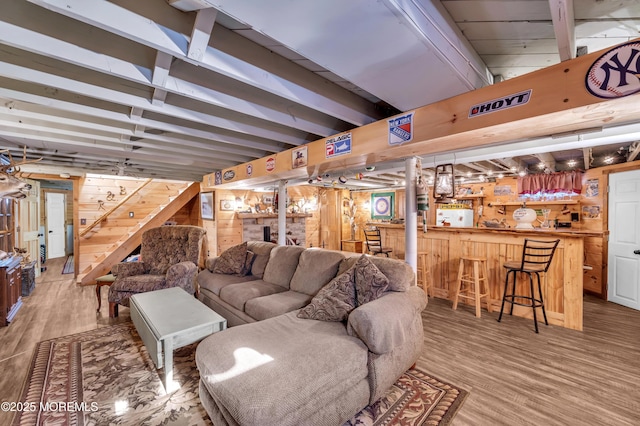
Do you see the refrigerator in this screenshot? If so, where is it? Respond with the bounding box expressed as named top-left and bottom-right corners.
top-left (435, 208), bottom-right (474, 227)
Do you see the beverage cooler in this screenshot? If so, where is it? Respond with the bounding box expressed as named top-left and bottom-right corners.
top-left (436, 208), bottom-right (474, 227)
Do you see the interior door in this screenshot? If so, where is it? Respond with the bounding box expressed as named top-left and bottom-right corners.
top-left (18, 179), bottom-right (41, 277)
top-left (46, 192), bottom-right (66, 259)
top-left (608, 169), bottom-right (640, 310)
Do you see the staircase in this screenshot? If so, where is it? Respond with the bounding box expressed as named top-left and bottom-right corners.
top-left (77, 181), bottom-right (200, 285)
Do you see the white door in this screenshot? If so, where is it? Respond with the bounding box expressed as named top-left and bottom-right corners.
top-left (18, 179), bottom-right (41, 277)
top-left (608, 169), bottom-right (640, 310)
top-left (46, 192), bottom-right (66, 259)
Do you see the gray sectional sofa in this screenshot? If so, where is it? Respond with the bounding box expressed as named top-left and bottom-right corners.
top-left (195, 241), bottom-right (427, 426)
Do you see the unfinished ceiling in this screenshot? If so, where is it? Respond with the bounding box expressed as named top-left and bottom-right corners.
top-left (0, 0), bottom-right (639, 183)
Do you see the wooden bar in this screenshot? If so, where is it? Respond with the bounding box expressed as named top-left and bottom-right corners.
top-left (372, 224), bottom-right (599, 331)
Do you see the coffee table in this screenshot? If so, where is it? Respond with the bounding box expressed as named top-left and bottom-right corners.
top-left (129, 287), bottom-right (227, 391)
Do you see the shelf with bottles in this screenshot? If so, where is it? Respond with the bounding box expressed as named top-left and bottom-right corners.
top-left (488, 199), bottom-right (579, 207)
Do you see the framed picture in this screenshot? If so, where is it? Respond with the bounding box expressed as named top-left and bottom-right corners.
top-left (200, 192), bottom-right (214, 220)
top-left (220, 199), bottom-right (234, 211)
top-left (371, 192), bottom-right (394, 220)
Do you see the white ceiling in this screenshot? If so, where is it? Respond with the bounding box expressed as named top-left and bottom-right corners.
top-left (0, 0), bottom-right (639, 184)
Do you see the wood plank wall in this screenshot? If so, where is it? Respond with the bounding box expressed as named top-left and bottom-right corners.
top-left (204, 186), bottom-right (322, 256)
top-left (78, 176), bottom-right (196, 274)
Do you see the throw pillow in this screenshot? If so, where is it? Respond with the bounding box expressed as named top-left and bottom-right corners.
top-left (213, 242), bottom-right (248, 275)
top-left (354, 255), bottom-right (389, 305)
top-left (297, 266), bottom-right (357, 322)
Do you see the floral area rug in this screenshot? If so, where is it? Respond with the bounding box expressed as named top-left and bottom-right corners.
top-left (14, 323), bottom-right (467, 425)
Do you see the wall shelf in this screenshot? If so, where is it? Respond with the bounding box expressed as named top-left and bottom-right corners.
top-left (489, 200), bottom-right (579, 207)
top-left (455, 194), bottom-right (485, 199)
top-left (236, 212), bottom-right (312, 224)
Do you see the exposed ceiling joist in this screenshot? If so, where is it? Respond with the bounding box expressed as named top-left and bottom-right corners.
top-left (549, 0), bottom-right (576, 61)
top-left (628, 142), bottom-right (640, 162)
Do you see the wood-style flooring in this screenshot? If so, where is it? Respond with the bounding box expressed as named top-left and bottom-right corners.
top-left (1, 258), bottom-right (639, 425)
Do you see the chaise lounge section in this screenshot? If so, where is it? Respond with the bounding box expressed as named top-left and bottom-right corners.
top-left (195, 242), bottom-right (427, 425)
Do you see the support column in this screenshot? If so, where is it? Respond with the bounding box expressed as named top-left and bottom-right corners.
top-left (278, 180), bottom-right (287, 246)
top-left (405, 157), bottom-right (418, 271)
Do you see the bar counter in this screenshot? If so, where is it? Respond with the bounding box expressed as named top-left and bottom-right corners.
top-left (369, 223), bottom-right (605, 331)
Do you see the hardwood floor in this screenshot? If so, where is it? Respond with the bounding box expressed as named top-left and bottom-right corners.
top-left (0, 257), bottom-right (130, 426)
top-left (419, 296), bottom-right (640, 425)
top-left (1, 259), bottom-right (639, 425)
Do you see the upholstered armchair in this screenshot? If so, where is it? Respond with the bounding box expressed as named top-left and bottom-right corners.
top-left (108, 225), bottom-right (206, 317)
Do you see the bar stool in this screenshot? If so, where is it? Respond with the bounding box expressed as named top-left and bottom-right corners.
top-left (452, 255), bottom-right (492, 317)
top-left (498, 238), bottom-right (560, 333)
top-left (417, 251), bottom-right (432, 298)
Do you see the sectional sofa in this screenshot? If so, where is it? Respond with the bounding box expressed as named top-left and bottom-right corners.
top-left (195, 241), bottom-right (427, 426)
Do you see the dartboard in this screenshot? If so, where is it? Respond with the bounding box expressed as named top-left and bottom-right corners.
top-left (374, 197), bottom-right (390, 215)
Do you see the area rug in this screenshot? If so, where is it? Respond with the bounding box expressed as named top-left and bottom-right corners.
top-left (61, 255), bottom-right (74, 274)
top-left (14, 323), bottom-right (467, 426)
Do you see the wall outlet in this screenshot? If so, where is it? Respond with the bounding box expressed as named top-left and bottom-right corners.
top-left (80, 218), bottom-right (86, 225)
top-left (129, 212), bottom-right (134, 218)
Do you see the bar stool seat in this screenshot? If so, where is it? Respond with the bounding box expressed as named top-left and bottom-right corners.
top-left (417, 251), bottom-right (432, 299)
top-left (452, 255), bottom-right (492, 317)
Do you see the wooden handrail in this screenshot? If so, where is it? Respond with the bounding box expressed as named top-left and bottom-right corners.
top-left (79, 179), bottom-right (153, 237)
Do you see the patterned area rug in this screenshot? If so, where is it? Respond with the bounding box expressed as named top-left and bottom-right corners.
top-left (14, 323), bottom-right (467, 426)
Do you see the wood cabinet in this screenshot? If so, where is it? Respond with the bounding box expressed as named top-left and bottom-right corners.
top-left (1, 256), bottom-right (22, 327)
top-left (341, 240), bottom-right (364, 253)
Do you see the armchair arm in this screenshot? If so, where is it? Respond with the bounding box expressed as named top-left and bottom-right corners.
top-left (165, 261), bottom-right (198, 293)
top-left (347, 286), bottom-right (427, 355)
top-left (112, 262), bottom-right (148, 278)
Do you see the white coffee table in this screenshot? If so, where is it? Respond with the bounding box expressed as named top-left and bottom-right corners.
top-left (129, 287), bottom-right (227, 391)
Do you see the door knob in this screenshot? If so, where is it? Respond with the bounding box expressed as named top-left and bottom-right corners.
top-left (634, 250), bottom-right (640, 255)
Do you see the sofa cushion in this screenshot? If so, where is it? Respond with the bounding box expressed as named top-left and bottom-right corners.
top-left (338, 254), bottom-right (414, 292)
top-left (247, 241), bottom-right (277, 278)
top-left (245, 291), bottom-right (313, 321)
top-left (353, 255), bottom-right (389, 305)
top-left (297, 267), bottom-right (357, 322)
top-left (196, 311), bottom-right (368, 426)
top-left (219, 280), bottom-right (287, 311)
top-left (197, 270), bottom-right (259, 296)
top-left (213, 242), bottom-right (248, 275)
top-left (262, 245), bottom-right (305, 288)
top-left (289, 249), bottom-right (346, 296)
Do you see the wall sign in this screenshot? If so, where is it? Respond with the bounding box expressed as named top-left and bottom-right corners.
top-left (246, 163), bottom-right (253, 177)
top-left (266, 156), bottom-right (276, 172)
top-left (292, 146), bottom-right (307, 168)
top-left (214, 171), bottom-right (222, 186)
top-left (388, 112), bottom-right (414, 145)
top-left (586, 40), bottom-right (640, 99)
top-left (469, 90), bottom-right (532, 118)
top-left (223, 170), bottom-right (235, 181)
top-left (325, 133), bottom-right (352, 158)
